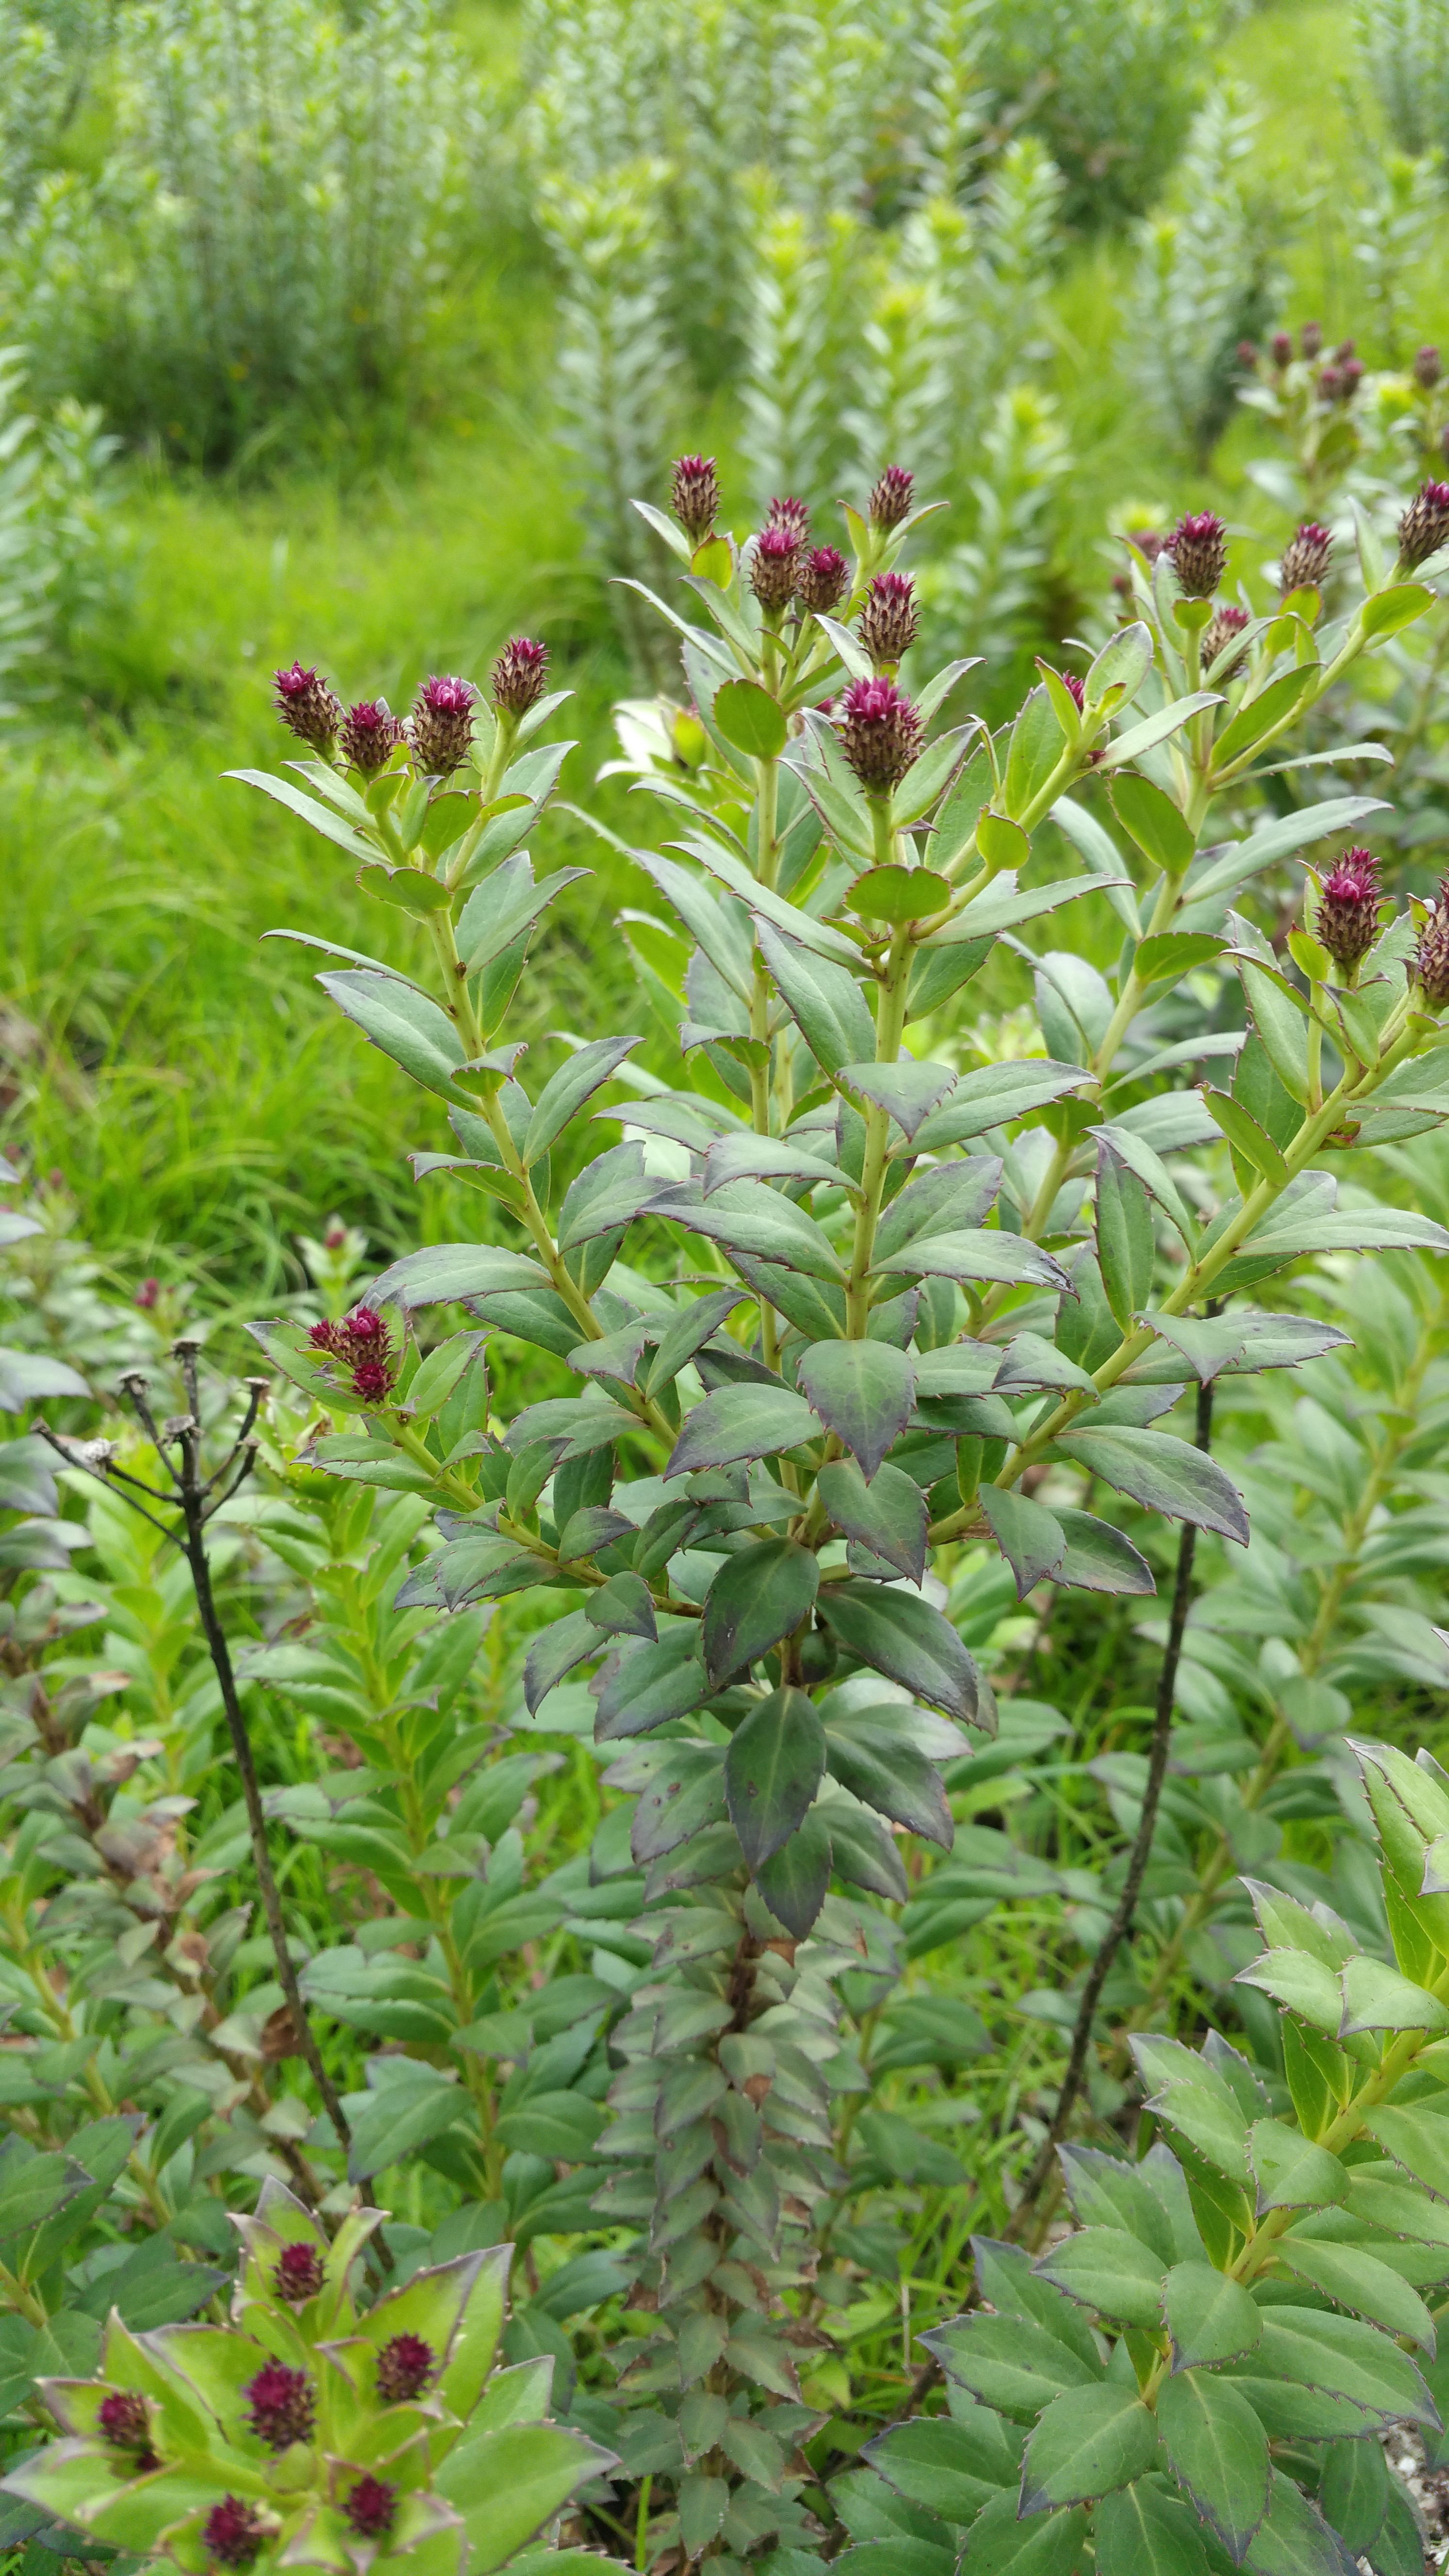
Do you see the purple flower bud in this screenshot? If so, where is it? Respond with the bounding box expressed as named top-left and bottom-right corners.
top-left (750, 524), bottom-right (799, 612)
top-left (1417, 880), bottom-right (1449, 1008)
top-left (857, 571), bottom-right (918, 670)
top-left (344, 2478), bottom-right (397, 2540)
top-left (1061, 671), bottom-right (1085, 712)
top-left (204, 2500), bottom-right (268, 2569)
top-left (795, 546), bottom-right (849, 613)
top-left (1271, 330), bottom-right (1293, 369)
top-left (1318, 847), bottom-right (1382, 972)
top-left (1301, 320), bottom-right (1323, 360)
top-left (1236, 339), bottom-right (1258, 371)
top-left (410, 675), bottom-right (477, 777)
top-left (670, 454), bottom-right (719, 544)
top-left (1280, 521), bottom-right (1333, 592)
top-left (837, 676), bottom-right (923, 793)
top-left (1398, 479), bottom-right (1449, 570)
top-left (351, 1359), bottom-right (395, 1405)
top-left (491, 635), bottom-right (548, 716)
top-left (868, 464), bottom-right (914, 530)
top-left (1416, 344), bottom-right (1442, 390)
top-left (274, 2241), bottom-right (325, 2305)
top-left (1318, 365), bottom-right (1344, 403)
top-left (98, 2391), bottom-right (157, 2468)
top-left (243, 2363), bottom-right (314, 2452)
top-left (340, 700), bottom-right (405, 775)
top-left (766, 495), bottom-right (810, 543)
top-left (1203, 602), bottom-right (1251, 677)
top-left (1166, 510), bottom-right (1227, 599)
top-left (1334, 338), bottom-right (1356, 363)
top-left (375, 2332), bottom-right (435, 2402)
top-left (1340, 357), bottom-right (1364, 399)
top-left (1126, 526), bottom-right (1166, 566)
top-left (274, 662), bottom-right (342, 756)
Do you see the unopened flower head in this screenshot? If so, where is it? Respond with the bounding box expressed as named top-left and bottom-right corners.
top-left (491, 636), bottom-right (548, 717)
top-left (274, 663), bottom-right (342, 756)
top-left (204, 2500), bottom-right (268, 2569)
top-left (340, 700), bottom-right (405, 776)
top-left (670, 453), bottom-right (719, 544)
top-left (1398, 480), bottom-right (1449, 570)
top-left (1236, 338), bottom-right (1258, 371)
top-left (1317, 846), bottom-right (1382, 973)
top-left (1416, 344), bottom-right (1443, 390)
top-left (1125, 526), bottom-right (1167, 565)
top-left (375, 2333), bottom-right (435, 2402)
top-left (98, 2391), bottom-right (156, 2467)
top-left (243, 2363), bottom-right (314, 2452)
top-left (1271, 330), bottom-right (1293, 368)
top-left (750, 523), bottom-right (799, 612)
top-left (1167, 510), bottom-right (1227, 598)
top-left (1301, 320), bottom-right (1323, 360)
top-left (1203, 602), bottom-right (1251, 677)
top-left (795, 546), bottom-right (849, 614)
top-left (1417, 878), bottom-right (1449, 1008)
top-left (1061, 671), bottom-right (1086, 712)
top-left (351, 1359), bottom-right (394, 1405)
top-left (343, 2478), bottom-right (397, 2540)
top-left (837, 676), bottom-right (923, 794)
top-left (274, 2241), bottom-right (325, 2305)
top-left (858, 571), bottom-right (918, 669)
top-left (1281, 521), bottom-right (1333, 592)
top-left (868, 464), bottom-right (913, 530)
top-left (410, 675), bottom-right (477, 777)
top-left (1318, 364), bottom-right (1344, 403)
top-left (766, 495), bottom-right (810, 543)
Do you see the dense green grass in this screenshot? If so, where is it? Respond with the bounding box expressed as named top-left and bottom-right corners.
top-left (0, 0), bottom-right (1440, 1310)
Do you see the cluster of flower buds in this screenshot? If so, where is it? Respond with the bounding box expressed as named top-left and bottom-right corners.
top-left (1398, 479), bottom-right (1449, 571)
top-left (837, 675), bottom-right (922, 792)
top-left (858, 571), bottom-right (918, 670)
top-left (1316, 846), bottom-right (1382, 976)
top-left (1417, 882), bottom-right (1449, 1008)
top-left (273, 663), bottom-right (343, 756)
top-left (670, 452), bottom-right (720, 545)
top-left (1166, 510), bottom-right (1227, 599)
top-left (1203, 601), bottom-right (1251, 676)
top-left (308, 1305), bottom-right (396, 1406)
top-left (1281, 520), bottom-right (1333, 592)
top-left (490, 634), bottom-right (548, 716)
top-left (1318, 339), bottom-right (1363, 404)
top-left (868, 464), bottom-right (913, 530)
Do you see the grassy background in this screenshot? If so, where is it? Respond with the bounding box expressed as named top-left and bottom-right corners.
top-left (0, 0), bottom-right (1438, 1310)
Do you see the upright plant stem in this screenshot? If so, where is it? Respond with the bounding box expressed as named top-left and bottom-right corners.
top-left (1009, 1357), bottom-right (1220, 2241)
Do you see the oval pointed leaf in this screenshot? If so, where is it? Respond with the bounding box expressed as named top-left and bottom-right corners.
top-left (1156, 2368), bottom-right (1270, 2562)
top-left (702, 1540), bottom-right (820, 1687)
top-left (798, 1341), bottom-right (917, 1481)
top-left (1020, 2383), bottom-right (1159, 2513)
top-left (818, 1580), bottom-right (979, 1724)
top-left (1164, 2262), bottom-right (1262, 2370)
top-left (724, 1686), bottom-right (826, 1869)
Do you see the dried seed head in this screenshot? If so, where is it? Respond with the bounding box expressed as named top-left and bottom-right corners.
top-left (1317, 846), bottom-right (1382, 972)
top-left (343, 2478), bottom-right (397, 2540)
top-left (274, 2241), bottom-right (325, 2305)
top-left (340, 700), bottom-right (405, 775)
top-left (204, 2500), bottom-right (268, 2569)
top-left (795, 546), bottom-right (849, 614)
top-left (868, 464), bottom-right (914, 530)
top-left (837, 676), bottom-right (923, 793)
top-left (857, 570), bottom-right (918, 669)
top-left (750, 523), bottom-right (799, 612)
top-left (766, 495), bottom-right (810, 543)
top-left (274, 662), bottom-right (343, 755)
top-left (1398, 479), bottom-right (1449, 570)
top-left (1271, 330), bottom-right (1293, 368)
top-left (1416, 344), bottom-right (1442, 390)
top-left (243, 2363), bottom-right (314, 2452)
top-left (410, 675), bottom-right (477, 777)
top-left (1167, 510), bottom-right (1227, 598)
top-left (490, 636), bottom-right (548, 716)
top-left (670, 453), bottom-right (719, 544)
top-left (1203, 602), bottom-right (1251, 676)
top-left (1301, 320), bottom-right (1323, 360)
top-left (1280, 520), bottom-right (1333, 592)
top-left (375, 2333), bottom-right (435, 2403)
top-left (1417, 880), bottom-right (1449, 1008)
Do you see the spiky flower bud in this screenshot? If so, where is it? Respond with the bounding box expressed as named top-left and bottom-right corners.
top-left (98, 2392), bottom-right (155, 2464)
top-left (1317, 847), bottom-right (1382, 973)
top-left (837, 676), bottom-right (922, 793)
top-left (339, 700), bottom-right (405, 775)
top-left (1061, 672), bottom-right (1085, 712)
top-left (1318, 365), bottom-right (1344, 403)
top-left (1301, 320), bottom-right (1323, 360)
top-left (795, 546), bottom-right (849, 614)
top-left (1203, 602), bottom-right (1251, 676)
top-left (858, 571), bottom-right (918, 669)
top-left (351, 1360), bottom-right (395, 1405)
top-left (204, 2500), bottom-right (268, 2569)
top-left (410, 676), bottom-right (477, 777)
top-left (766, 495), bottom-right (810, 543)
top-left (1280, 520), bottom-right (1333, 592)
top-left (243, 2365), bottom-right (314, 2452)
top-left (344, 2479), bottom-right (397, 2540)
top-left (1236, 339), bottom-right (1258, 370)
top-left (274, 664), bottom-right (342, 756)
top-left (1126, 526), bottom-right (1167, 565)
top-left (274, 2243), bottom-right (325, 2306)
top-left (1271, 330), bottom-right (1293, 368)
top-left (490, 636), bottom-right (548, 716)
top-left (750, 524), bottom-right (799, 612)
top-left (375, 2333), bottom-right (435, 2402)
top-left (1417, 880), bottom-right (1449, 1008)
top-left (670, 454), bottom-right (719, 544)
top-left (868, 464), bottom-right (914, 530)
top-left (1166, 511), bottom-right (1227, 598)
top-left (1416, 344), bottom-right (1443, 390)
top-left (1398, 480), bottom-right (1449, 570)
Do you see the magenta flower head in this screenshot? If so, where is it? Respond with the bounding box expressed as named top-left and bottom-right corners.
top-left (274, 662), bottom-right (342, 756)
top-left (98, 2390), bottom-right (158, 2469)
top-left (858, 570), bottom-right (918, 670)
top-left (1416, 344), bottom-right (1442, 390)
top-left (344, 2477), bottom-right (397, 2540)
top-left (340, 700), bottom-right (405, 776)
top-left (837, 676), bottom-right (923, 794)
top-left (1203, 602), bottom-right (1251, 677)
top-left (750, 522), bottom-right (799, 612)
top-left (1301, 319), bottom-right (1323, 360)
top-left (1281, 520), bottom-right (1333, 592)
top-left (1167, 510), bottom-right (1227, 598)
top-left (410, 674), bottom-right (477, 776)
top-left (1417, 879), bottom-right (1449, 1009)
top-left (795, 546), bottom-right (849, 614)
top-left (1398, 480), bottom-right (1449, 570)
top-left (274, 2240), bottom-right (325, 2304)
top-left (375, 2332), bottom-right (435, 2403)
top-left (490, 635), bottom-right (548, 717)
top-left (1271, 330), bottom-right (1293, 369)
top-left (670, 453), bottom-right (719, 544)
top-left (204, 2499), bottom-right (268, 2569)
top-left (868, 464), bottom-right (913, 530)
top-left (243, 2362), bottom-right (314, 2452)
top-left (1061, 671), bottom-right (1086, 712)
top-left (1317, 847), bottom-right (1382, 975)
top-left (766, 494), bottom-right (810, 542)
top-left (351, 1359), bottom-right (395, 1405)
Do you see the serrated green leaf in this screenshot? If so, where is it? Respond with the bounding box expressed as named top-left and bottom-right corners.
top-left (1164, 2262), bottom-right (1262, 2369)
top-left (1034, 2227), bottom-right (1166, 2328)
top-left (1019, 2383), bottom-right (1159, 2511)
top-left (1156, 2367), bottom-right (1271, 2560)
top-left (724, 1686), bottom-right (826, 1869)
